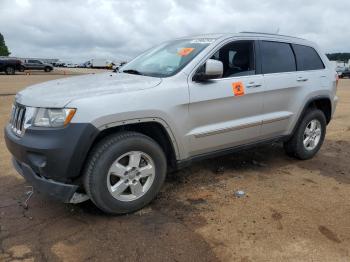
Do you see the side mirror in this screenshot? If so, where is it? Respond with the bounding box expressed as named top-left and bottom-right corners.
top-left (193, 59), bottom-right (223, 81)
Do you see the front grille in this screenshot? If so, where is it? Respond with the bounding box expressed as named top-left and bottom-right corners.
top-left (10, 104), bottom-right (26, 136)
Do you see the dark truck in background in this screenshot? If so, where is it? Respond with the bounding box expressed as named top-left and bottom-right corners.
top-left (0, 58), bottom-right (22, 75)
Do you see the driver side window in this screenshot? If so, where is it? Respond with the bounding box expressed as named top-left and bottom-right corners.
top-left (211, 40), bottom-right (255, 78)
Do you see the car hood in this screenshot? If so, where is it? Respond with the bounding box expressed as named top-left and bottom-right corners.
top-left (16, 72), bottom-right (162, 108)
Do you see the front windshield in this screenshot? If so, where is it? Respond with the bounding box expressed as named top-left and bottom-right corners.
top-left (121, 38), bottom-right (215, 77)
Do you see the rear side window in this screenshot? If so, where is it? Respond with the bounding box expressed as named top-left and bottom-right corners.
top-left (292, 44), bottom-right (325, 71)
top-left (261, 41), bottom-right (296, 74)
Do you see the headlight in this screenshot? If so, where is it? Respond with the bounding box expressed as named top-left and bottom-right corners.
top-left (33, 108), bottom-right (76, 127)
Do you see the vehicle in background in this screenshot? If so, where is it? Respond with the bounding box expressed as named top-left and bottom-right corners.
top-left (80, 59), bottom-right (119, 69)
top-left (22, 59), bottom-right (54, 72)
top-left (81, 61), bottom-right (92, 68)
top-left (53, 62), bottom-right (66, 67)
top-left (336, 69), bottom-right (343, 78)
top-left (339, 68), bottom-right (350, 78)
top-left (90, 59), bottom-right (109, 68)
top-left (0, 58), bottom-right (22, 75)
top-left (112, 61), bottom-right (127, 72)
top-left (79, 62), bottom-right (88, 68)
top-left (82, 59), bottom-right (111, 69)
top-left (65, 63), bottom-right (79, 68)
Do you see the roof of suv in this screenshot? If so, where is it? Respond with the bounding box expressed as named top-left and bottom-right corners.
top-left (179, 32), bottom-right (313, 46)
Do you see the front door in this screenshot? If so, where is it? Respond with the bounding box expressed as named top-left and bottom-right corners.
top-left (187, 40), bottom-right (265, 156)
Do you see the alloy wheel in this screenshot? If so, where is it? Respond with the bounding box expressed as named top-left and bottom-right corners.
top-left (107, 151), bottom-right (155, 202)
top-left (303, 119), bottom-right (322, 151)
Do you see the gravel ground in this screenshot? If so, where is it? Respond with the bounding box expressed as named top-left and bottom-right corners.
top-left (0, 74), bottom-right (349, 261)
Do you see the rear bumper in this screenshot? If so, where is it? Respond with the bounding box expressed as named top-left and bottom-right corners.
top-left (12, 158), bottom-right (78, 202)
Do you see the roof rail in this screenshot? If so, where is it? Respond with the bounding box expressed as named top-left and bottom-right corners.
top-left (239, 31), bottom-right (306, 40)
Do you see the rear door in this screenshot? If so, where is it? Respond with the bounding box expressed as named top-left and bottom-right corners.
top-left (187, 40), bottom-right (265, 156)
top-left (259, 40), bottom-right (300, 138)
top-left (260, 41), bottom-right (327, 139)
top-left (291, 44), bottom-right (326, 88)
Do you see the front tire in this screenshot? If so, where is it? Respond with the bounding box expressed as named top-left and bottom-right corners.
top-left (83, 132), bottom-right (167, 214)
top-left (284, 109), bottom-right (326, 160)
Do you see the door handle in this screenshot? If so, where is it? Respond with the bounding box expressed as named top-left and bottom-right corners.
top-left (246, 83), bottom-right (262, 88)
top-left (297, 77), bottom-right (308, 82)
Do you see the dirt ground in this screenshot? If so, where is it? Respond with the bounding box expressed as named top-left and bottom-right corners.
top-left (0, 73), bottom-right (349, 262)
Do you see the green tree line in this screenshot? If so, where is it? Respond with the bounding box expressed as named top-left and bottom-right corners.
top-left (0, 32), bottom-right (10, 56)
top-left (326, 53), bottom-right (350, 62)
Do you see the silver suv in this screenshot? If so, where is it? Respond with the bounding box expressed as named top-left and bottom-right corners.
top-left (5, 32), bottom-right (338, 214)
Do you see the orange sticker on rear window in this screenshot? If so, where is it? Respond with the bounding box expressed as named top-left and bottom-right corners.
top-left (232, 82), bottom-right (245, 96)
top-left (178, 47), bottom-right (194, 56)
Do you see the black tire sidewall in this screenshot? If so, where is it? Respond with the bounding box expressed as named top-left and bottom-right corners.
top-left (86, 134), bottom-right (167, 214)
top-left (294, 109), bottom-right (326, 159)
top-left (5, 67), bottom-right (15, 75)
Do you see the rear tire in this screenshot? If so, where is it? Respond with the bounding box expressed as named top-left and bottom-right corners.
top-left (5, 66), bottom-right (15, 75)
top-left (44, 67), bottom-right (51, 72)
top-left (83, 131), bottom-right (167, 214)
top-left (284, 109), bottom-right (326, 160)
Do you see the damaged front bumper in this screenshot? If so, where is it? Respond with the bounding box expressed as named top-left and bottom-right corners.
top-left (12, 158), bottom-right (88, 203)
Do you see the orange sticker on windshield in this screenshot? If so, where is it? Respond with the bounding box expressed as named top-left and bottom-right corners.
top-left (178, 47), bottom-right (194, 56)
top-left (232, 82), bottom-right (245, 96)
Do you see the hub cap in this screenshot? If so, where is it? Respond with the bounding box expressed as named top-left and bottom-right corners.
top-left (107, 151), bottom-right (155, 202)
top-left (303, 119), bottom-right (322, 151)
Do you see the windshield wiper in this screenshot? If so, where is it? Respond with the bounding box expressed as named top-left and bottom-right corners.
top-left (122, 69), bottom-right (143, 75)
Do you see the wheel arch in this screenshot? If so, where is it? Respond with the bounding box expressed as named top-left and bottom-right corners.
top-left (305, 96), bottom-right (332, 124)
top-left (291, 95), bottom-right (332, 136)
top-left (82, 118), bottom-right (180, 174)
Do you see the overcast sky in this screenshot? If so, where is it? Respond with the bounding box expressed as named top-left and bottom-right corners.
top-left (1, 0), bottom-right (349, 63)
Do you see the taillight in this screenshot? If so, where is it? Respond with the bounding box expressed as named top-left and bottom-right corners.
top-left (336, 73), bottom-right (339, 89)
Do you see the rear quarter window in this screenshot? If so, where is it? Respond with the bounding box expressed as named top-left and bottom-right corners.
top-left (261, 41), bottom-right (296, 74)
top-left (292, 44), bottom-right (325, 71)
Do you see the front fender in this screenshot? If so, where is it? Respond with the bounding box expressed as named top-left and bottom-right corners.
top-left (92, 116), bottom-right (181, 160)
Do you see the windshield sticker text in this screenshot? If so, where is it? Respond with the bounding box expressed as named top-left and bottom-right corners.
top-left (190, 39), bottom-right (215, 44)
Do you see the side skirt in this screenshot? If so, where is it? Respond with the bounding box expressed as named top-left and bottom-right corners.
top-left (176, 135), bottom-right (289, 170)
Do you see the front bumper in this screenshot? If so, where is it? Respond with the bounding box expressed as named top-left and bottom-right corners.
top-left (4, 122), bottom-right (99, 202)
top-left (12, 158), bottom-right (78, 202)
top-left (4, 123), bottom-right (98, 182)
